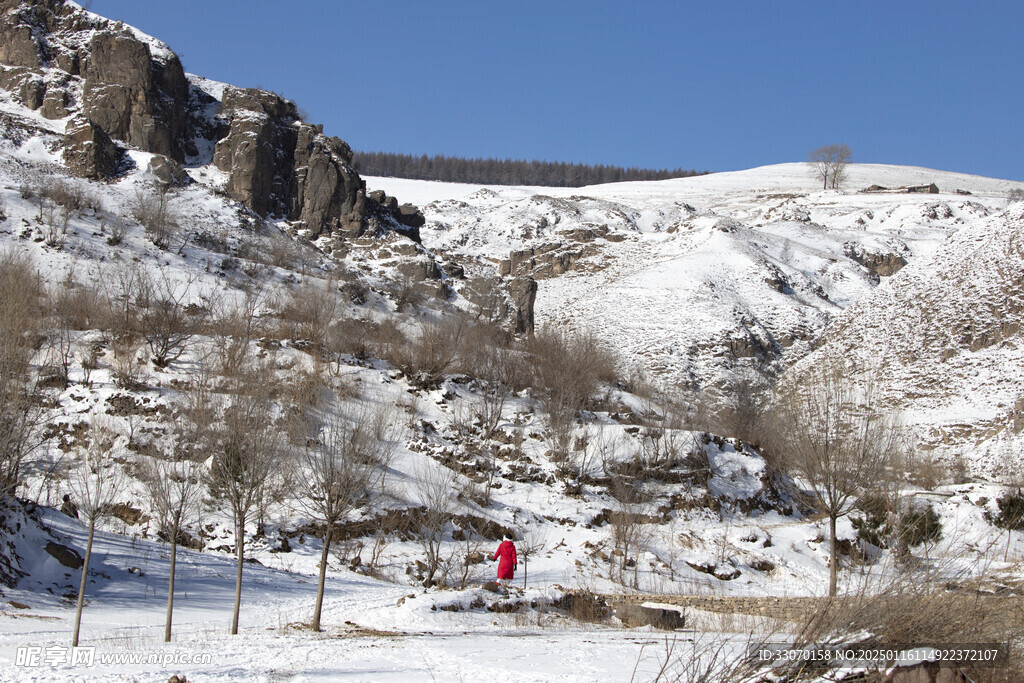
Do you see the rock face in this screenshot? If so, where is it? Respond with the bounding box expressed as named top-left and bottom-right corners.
top-left (212, 86), bottom-right (370, 238)
top-left (460, 274), bottom-right (537, 335)
top-left (80, 30), bottom-right (190, 160)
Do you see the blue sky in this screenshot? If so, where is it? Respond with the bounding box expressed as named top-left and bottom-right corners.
top-left (88, 0), bottom-right (1024, 180)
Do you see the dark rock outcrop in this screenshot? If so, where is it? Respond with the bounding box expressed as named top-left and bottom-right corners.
top-left (506, 276), bottom-right (537, 335)
top-left (0, 1), bottom-right (192, 160)
top-left (63, 117), bottom-right (122, 179)
top-left (147, 154), bottom-right (191, 187)
top-left (844, 242), bottom-right (908, 280)
top-left (44, 541), bottom-right (83, 569)
top-left (460, 274), bottom-right (537, 335)
top-left (613, 603), bottom-right (686, 630)
top-left (0, 2), bottom-right (46, 68)
top-left (213, 86), bottom-right (374, 239)
top-left (80, 30), bottom-right (190, 160)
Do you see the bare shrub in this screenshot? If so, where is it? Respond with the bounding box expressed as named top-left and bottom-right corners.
top-left (458, 324), bottom-right (527, 440)
top-left (128, 185), bottom-right (178, 249)
top-left (139, 274), bottom-right (205, 368)
top-left (634, 399), bottom-right (688, 472)
top-left (633, 632), bottom-right (767, 683)
top-left (111, 336), bottom-right (144, 389)
top-left (789, 562), bottom-right (1022, 683)
top-left (528, 326), bottom-right (619, 451)
top-left (42, 202), bottom-right (70, 248)
top-left (213, 284), bottom-right (266, 380)
top-left (278, 279), bottom-right (340, 346)
top-left (399, 314), bottom-right (468, 387)
top-left (609, 480), bottom-right (655, 588)
top-left (391, 274), bottom-right (425, 312)
top-left (104, 215), bottom-right (129, 246)
top-left (555, 590), bottom-right (610, 624)
top-left (100, 261), bottom-right (153, 341)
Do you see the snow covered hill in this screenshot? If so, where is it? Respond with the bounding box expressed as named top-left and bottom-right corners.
top-left (368, 164), bottom-right (1022, 403)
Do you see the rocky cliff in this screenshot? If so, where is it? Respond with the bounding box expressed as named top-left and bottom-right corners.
top-left (0, 0), bottom-right (425, 241)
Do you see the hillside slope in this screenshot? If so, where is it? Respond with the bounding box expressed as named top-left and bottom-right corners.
top-left (369, 164), bottom-right (1021, 400)
top-left (785, 200), bottom-right (1024, 476)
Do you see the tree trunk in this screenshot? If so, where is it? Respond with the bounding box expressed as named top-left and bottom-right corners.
top-left (72, 515), bottom-right (96, 647)
top-left (312, 527), bottom-right (331, 632)
top-left (164, 517), bottom-right (179, 643)
top-left (522, 554), bottom-right (527, 589)
top-left (231, 519), bottom-right (243, 635)
top-left (828, 513), bottom-right (838, 597)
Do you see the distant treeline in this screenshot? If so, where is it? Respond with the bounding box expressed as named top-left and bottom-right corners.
top-left (352, 151), bottom-right (709, 188)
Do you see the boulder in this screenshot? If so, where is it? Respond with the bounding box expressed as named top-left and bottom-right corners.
top-left (19, 74), bottom-right (44, 109)
top-left (63, 117), bottom-right (122, 180)
top-left (397, 203), bottom-right (426, 229)
top-left (396, 257), bottom-right (441, 283)
top-left (148, 154), bottom-right (191, 187)
top-left (40, 84), bottom-right (69, 118)
top-left (613, 603), bottom-right (685, 630)
top-left (44, 541), bottom-right (83, 569)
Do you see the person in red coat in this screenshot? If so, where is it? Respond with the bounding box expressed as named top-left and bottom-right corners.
top-left (493, 535), bottom-right (517, 585)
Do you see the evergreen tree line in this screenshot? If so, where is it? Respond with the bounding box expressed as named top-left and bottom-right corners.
top-left (353, 151), bottom-right (709, 187)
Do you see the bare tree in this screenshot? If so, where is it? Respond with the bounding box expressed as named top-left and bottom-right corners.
top-left (69, 420), bottom-right (125, 647)
top-left (768, 366), bottom-right (903, 596)
top-left (0, 250), bottom-right (44, 497)
top-left (299, 407), bottom-right (385, 632)
top-left (518, 527), bottom-right (548, 589)
top-left (808, 143), bottom-right (852, 190)
top-left (208, 364), bottom-right (284, 635)
top-left (142, 392), bottom-right (208, 643)
top-left (415, 464), bottom-right (459, 586)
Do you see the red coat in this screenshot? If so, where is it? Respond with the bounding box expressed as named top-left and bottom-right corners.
top-left (493, 540), bottom-right (517, 579)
